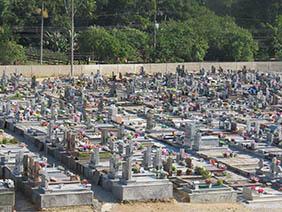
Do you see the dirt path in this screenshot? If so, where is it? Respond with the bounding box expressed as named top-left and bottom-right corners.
top-left (109, 201), bottom-right (250, 212)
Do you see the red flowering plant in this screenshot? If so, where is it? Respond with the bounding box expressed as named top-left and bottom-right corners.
top-left (257, 188), bottom-right (264, 194)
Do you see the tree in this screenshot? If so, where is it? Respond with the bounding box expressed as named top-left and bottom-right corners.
top-left (0, 41), bottom-right (26, 64)
top-left (110, 28), bottom-right (150, 62)
top-left (156, 21), bottom-right (208, 62)
top-left (0, 26), bottom-right (26, 64)
top-left (78, 27), bottom-right (121, 63)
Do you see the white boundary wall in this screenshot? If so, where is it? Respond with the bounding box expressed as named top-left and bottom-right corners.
top-left (0, 62), bottom-right (281, 77)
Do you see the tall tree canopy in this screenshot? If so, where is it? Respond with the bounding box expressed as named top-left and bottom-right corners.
top-left (0, 0), bottom-right (279, 64)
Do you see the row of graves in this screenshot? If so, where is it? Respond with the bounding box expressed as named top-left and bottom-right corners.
top-left (0, 130), bottom-right (93, 210)
top-left (1, 66), bottom-right (282, 206)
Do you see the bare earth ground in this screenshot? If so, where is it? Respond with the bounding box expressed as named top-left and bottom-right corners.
top-left (109, 202), bottom-right (250, 212)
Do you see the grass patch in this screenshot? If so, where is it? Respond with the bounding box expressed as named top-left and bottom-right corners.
top-left (0, 137), bottom-right (18, 144)
top-left (99, 152), bottom-right (112, 160)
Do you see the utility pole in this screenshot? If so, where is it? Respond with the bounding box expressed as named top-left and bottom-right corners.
top-left (70, 0), bottom-right (74, 77)
top-left (40, 1), bottom-right (45, 64)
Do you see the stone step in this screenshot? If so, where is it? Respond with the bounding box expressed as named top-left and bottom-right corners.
top-left (247, 197), bottom-right (282, 204)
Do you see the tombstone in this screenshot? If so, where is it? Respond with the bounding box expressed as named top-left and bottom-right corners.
top-left (48, 97), bottom-right (53, 108)
top-left (270, 157), bottom-right (278, 176)
top-left (164, 157), bottom-right (173, 173)
top-left (180, 148), bottom-right (185, 160)
top-left (109, 154), bottom-right (120, 179)
top-left (122, 156), bottom-right (132, 181)
top-left (0, 155), bottom-right (7, 165)
top-left (40, 101), bottom-right (45, 116)
top-left (142, 145), bottom-right (152, 169)
top-left (109, 140), bottom-right (116, 152)
top-left (98, 96), bottom-right (104, 112)
top-left (125, 142), bottom-right (133, 158)
top-left (117, 124), bottom-right (125, 139)
top-left (89, 148), bottom-right (100, 168)
top-left (101, 129), bottom-right (109, 144)
top-left (153, 148), bottom-right (162, 170)
top-left (176, 153), bottom-right (181, 164)
top-left (1, 70), bottom-right (8, 87)
top-left (184, 122), bottom-right (196, 148)
top-left (258, 159), bottom-right (264, 170)
top-left (40, 170), bottom-right (50, 189)
top-left (267, 132), bottom-right (273, 145)
top-left (33, 162), bottom-right (42, 186)
top-left (50, 103), bottom-right (56, 121)
top-left (81, 98), bottom-right (87, 122)
top-left (109, 82), bottom-right (117, 97)
top-left (146, 109), bottom-right (155, 130)
top-left (118, 142), bottom-right (124, 155)
top-left (193, 132), bottom-right (202, 151)
top-left (246, 120), bottom-right (252, 133)
top-left (109, 105), bottom-right (118, 122)
top-left (48, 121), bottom-right (54, 142)
top-left (13, 151), bottom-right (24, 176)
top-left (31, 76), bottom-right (37, 89)
top-left (255, 122), bottom-right (260, 136)
top-left (67, 133), bottom-right (76, 153)
top-left (15, 110), bottom-right (20, 123)
top-left (23, 155), bottom-right (29, 177)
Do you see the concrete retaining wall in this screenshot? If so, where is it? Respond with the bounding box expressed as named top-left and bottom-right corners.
top-left (0, 191), bottom-right (15, 212)
top-left (189, 191), bottom-right (237, 203)
top-left (34, 191), bottom-right (93, 210)
top-left (112, 181), bottom-right (173, 201)
top-left (0, 61), bottom-right (281, 77)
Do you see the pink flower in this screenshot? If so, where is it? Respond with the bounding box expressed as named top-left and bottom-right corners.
top-left (257, 188), bottom-right (264, 194)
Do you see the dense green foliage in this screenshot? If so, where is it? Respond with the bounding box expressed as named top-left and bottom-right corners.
top-left (0, 0), bottom-right (280, 64)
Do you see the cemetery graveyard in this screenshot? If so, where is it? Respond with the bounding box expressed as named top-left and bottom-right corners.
top-left (1, 65), bottom-right (282, 210)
